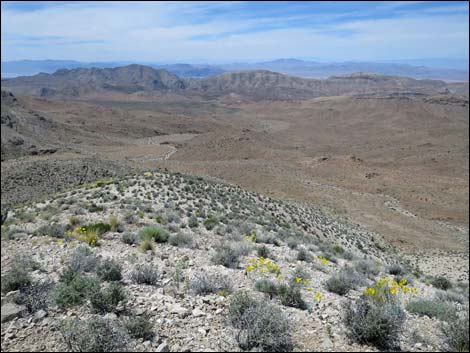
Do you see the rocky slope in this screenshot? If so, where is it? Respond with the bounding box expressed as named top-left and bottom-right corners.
top-left (1, 171), bottom-right (468, 352)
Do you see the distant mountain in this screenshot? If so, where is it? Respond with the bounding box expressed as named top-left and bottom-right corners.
top-left (220, 60), bottom-right (469, 81)
top-left (2, 58), bottom-right (468, 81)
top-left (2, 64), bottom-right (468, 100)
top-left (1, 64), bottom-right (187, 97)
top-left (1, 60), bottom-right (223, 79)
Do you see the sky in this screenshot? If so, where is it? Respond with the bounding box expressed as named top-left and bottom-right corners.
top-left (1, 1), bottom-right (469, 64)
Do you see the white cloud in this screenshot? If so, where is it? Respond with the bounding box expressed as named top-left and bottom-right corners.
top-left (1, 1), bottom-right (468, 62)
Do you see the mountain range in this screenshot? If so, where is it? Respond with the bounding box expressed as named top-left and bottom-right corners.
top-left (2, 58), bottom-right (468, 81)
top-left (2, 64), bottom-right (468, 100)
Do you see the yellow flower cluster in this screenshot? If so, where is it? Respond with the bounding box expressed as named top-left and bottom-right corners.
top-left (364, 275), bottom-right (418, 303)
top-left (246, 257), bottom-right (280, 275)
top-left (242, 233), bottom-right (257, 242)
top-left (143, 172), bottom-right (153, 178)
top-left (64, 227), bottom-right (98, 247)
top-left (317, 255), bottom-right (329, 265)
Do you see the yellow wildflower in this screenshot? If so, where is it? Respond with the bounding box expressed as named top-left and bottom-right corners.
top-left (316, 292), bottom-right (322, 301)
top-left (295, 277), bottom-right (302, 284)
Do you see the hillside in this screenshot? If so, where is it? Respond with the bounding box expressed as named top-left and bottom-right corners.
top-left (2, 171), bottom-right (468, 352)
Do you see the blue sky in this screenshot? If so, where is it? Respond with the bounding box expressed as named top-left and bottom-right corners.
top-left (1, 1), bottom-right (469, 63)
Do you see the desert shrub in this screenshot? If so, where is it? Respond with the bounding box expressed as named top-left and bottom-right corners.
top-left (296, 247), bottom-right (311, 262)
top-left (109, 216), bottom-right (120, 232)
top-left (60, 316), bottom-right (129, 352)
top-left (139, 238), bottom-right (155, 253)
top-left (345, 296), bottom-right (405, 349)
top-left (256, 233), bottom-right (280, 246)
top-left (435, 288), bottom-right (468, 305)
top-left (1, 266), bottom-right (32, 293)
top-left (67, 245), bottom-right (99, 273)
top-left (169, 232), bottom-right (193, 247)
top-left (86, 222), bottom-right (111, 236)
top-left (35, 223), bottom-right (66, 238)
top-left (354, 259), bottom-right (380, 277)
top-left (189, 271), bottom-right (233, 295)
top-left (130, 264), bottom-right (159, 285)
top-left (91, 282), bottom-right (127, 314)
top-left (203, 215), bottom-right (219, 230)
top-left (53, 270), bottom-right (100, 308)
top-left (256, 245), bottom-right (270, 259)
top-left (286, 237), bottom-right (299, 249)
top-left (121, 232), bottom-right (139, 245)
top-left (228, 292), bottom-right (258, 328)
top-left (188, 216), bottom-right (198, 228)
top-left (387, 264), bottom-right (406, 276)
top-left (123, 314), bottom-right (155, 341)
top-left (16, 279), bottom-right (55, 313)
top-left (406, 299), bottom-right (456, 321)
top-left (431, 276), bottom-right (453, 291)
top-left (254, 278), bottom-right (278, 298)
top-left (69, 216), bottom-right (81, 227)
top-left (228, 292), bottom-right (293, 352)
top-left (96, 258), bottom-right (122, 282)
top-left (139, 226), bottom-right (169, 243)
top-left (441, 309), bottom-right (469, 352)
top-left (326, 273), bottom-right (353, 296)
top-left (332, 244), bottom-right (344, 254)
top-left (211, 243), bottom-right (243, 268)
top-left (277, 284), bottom-right (308, 310)
top-left (325, 267), bottom-right (364, 296)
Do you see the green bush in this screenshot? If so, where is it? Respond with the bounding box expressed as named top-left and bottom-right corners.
top-left (1, 266), bottom-right (32, 293)
top-left (86, 222), bottom-right (111, 236)
top-left (296, 247), bottom-right (311, 262)
top-left (60, 316), bottom-right (129, 352)
top-left (228, 292), bottom-right (293, 352)
top-left (254, 278), bottom-right (278, 298)
top-left (406, 299), bottom-right (456, 321)
top-left (139, 226), bottom-right (169, 243)
top-left (277, 284), bottom-right (308, 310)
top-left (345, 296), bottom-right (405, 349)
top-left (203, 216), bottom-right (219, 230)
top-left (257, 245), bottom-right (270, 258)
top-left (96, 258), bottom-right (122, 282)
top-left (91, 282), bottom-right (127, 314)
top-left (53, 270), bottom-right (100, 308)
top-left (387, 264), bottom-right (406, 276)
top-left (123, 314), bottom-right (155, 341)
top-left (431, 276), bottom-right (453, 291)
